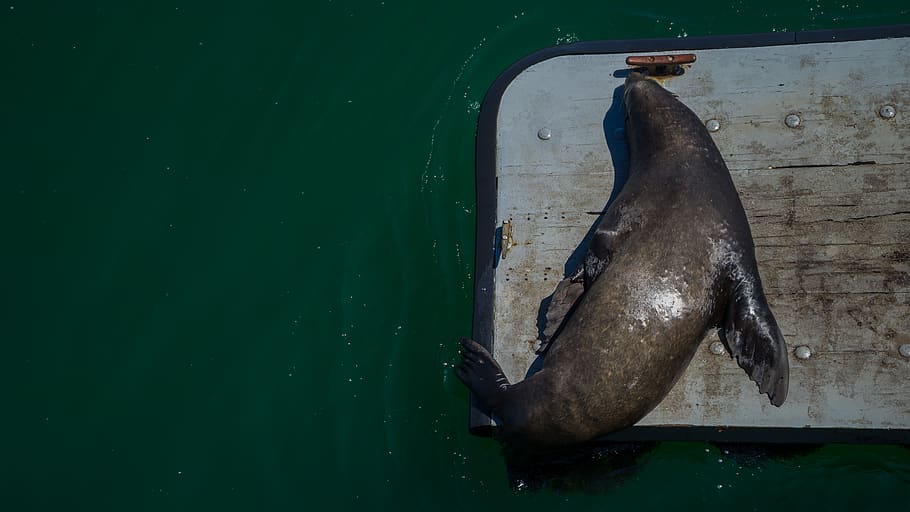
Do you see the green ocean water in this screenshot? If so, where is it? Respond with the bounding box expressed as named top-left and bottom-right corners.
top-left (3, 1), bottom-right (909, 509)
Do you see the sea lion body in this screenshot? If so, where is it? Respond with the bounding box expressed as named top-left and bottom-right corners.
top-left (457, 73), bottom-right (789, 451)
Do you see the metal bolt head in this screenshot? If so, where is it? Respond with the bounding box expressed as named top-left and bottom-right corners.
top-left (899, 344), bottom-right (910, 358)
top-left (794, 345), bottom-right (812, 360)
top-left (705, 119), bottom-right (721, 133)
top-left (537, 128), bottom-right (552, 140)
top-left (785, 114), bottom-right (802, 129)
top-left (879, 105), bottom-right (896, 119)
top-left (709, 341), bottom-right (726, 355)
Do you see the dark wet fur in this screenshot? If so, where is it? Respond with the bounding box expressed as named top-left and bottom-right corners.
top-left (457, 72), bottom-right (790, 453)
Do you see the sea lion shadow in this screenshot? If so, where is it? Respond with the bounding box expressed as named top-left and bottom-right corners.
top-left (529, 84), bottom-right (630, 377)
top-left (505, 440), bottom-right (658, 493)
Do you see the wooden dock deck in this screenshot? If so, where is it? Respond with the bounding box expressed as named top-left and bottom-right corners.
top-left (470, 26), bottom-right (910, 443)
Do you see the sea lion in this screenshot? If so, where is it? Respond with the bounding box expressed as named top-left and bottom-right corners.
top-left (457, 72), bottom-right (789, 451)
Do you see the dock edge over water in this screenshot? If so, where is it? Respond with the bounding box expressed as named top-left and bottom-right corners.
top-left (471, 25), bottom-right (910, 443)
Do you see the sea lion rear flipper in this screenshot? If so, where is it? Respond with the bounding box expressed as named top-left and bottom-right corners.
top-left (456, 338), bottom-right (511, 411)
top-left (718, 286), bottom-right (790, 407)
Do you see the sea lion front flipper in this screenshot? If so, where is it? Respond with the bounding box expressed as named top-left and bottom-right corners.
top-left (539, 223), bottom-right (625, 352)
top-left (539, 269), bottom-right (586, 353)
top-left (582, 225), bottom-right (620, 286)
top-left (718, 283), bottom-right (790, 406)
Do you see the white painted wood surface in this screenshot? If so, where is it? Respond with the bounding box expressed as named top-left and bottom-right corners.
top-left (492, 37), bottom-right (910, 431)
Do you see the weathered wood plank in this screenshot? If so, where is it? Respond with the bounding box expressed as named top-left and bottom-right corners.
top-left (495, 163), bottom-right (910, 430)
top-left (496, 38), bottom-right (910, 179)
top-left (491, 35), bottom-right (910, 433)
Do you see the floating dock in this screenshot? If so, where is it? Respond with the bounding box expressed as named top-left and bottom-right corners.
top-left (471, 26), bottom-right (910, 443)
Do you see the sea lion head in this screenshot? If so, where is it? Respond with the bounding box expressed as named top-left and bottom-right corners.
top-left (621, 71), bottom-right (706, 162)
top-left (622, 71), bottom-right (664, 119)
